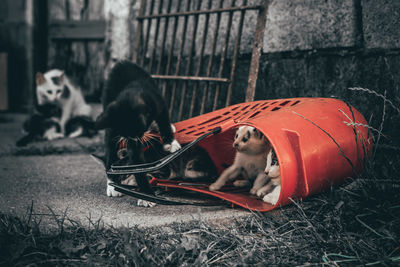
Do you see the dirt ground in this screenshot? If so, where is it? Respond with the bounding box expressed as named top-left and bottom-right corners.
top-left (0, 109), bottom-right (249, 229)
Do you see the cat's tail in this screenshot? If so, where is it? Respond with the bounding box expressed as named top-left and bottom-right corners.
top-left (16, 134), bottom-right (35, 147)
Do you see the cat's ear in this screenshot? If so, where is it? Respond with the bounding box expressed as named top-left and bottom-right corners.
top-left (36, 72), bottom-right (46, 85)
top-left (59, 71), bottom-right (65, 82)
top-left (95, 101), bottom-right (116, 129)
top-left (95, 111), bottom-right (110, 130)
top-left (51, 72), bottom-right (65, 85)
top-left (252, 127), bottom-right (263, 139)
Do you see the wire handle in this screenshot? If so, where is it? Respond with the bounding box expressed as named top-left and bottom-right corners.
top-left (107, 127), bottom-right (221, 175)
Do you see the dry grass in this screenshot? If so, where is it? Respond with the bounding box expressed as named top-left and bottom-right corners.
top-left (1, 88), bottom-right (399, 266)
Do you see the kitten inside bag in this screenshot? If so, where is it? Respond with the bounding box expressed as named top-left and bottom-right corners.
top-left (209, 126), bottom-right (281, 204)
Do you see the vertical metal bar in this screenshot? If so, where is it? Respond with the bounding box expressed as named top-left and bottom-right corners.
top-left (156, 0), bottom-right (173, 74)
top-left (65, 0), bottom-right (70, 19)
top-left (133, 0), bottom-right (147, 63)
top-left (200, 0), bottom-right (223, 115)
top-left (225, 0), bottom-right (247, 107)
top-left (187, 0), bottom-right (212, 118)
top-left (162, 0), bottom-right (182, 97)
top-left (212, 0), bottom-right (236, 111)
top-left (178, 0), bottom-right (203, 121)
top-left (169, 0), bottom-right (191, 118)
top-left (245, 0), bottom-right (269, 102)
top-left (140, 0), bottom-right (156, 67)
top-left (148, 1), bottom-right (164, 73)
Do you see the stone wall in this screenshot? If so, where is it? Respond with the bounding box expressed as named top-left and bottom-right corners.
top-left (252, 0), bottom-right (400, 137)
top-left (104, 0), bottom-right (399, 138)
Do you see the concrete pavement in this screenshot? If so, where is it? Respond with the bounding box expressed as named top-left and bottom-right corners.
top-left (0, 111), bottom-right (249, 228)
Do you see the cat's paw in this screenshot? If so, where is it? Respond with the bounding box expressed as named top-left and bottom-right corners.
top-left (121, 175), bottom-right (137, 186)
top-left (68, 127), bottom-right (84, 138)
top-left (44, 130), bottom-right (64, 140)
top-left (171, 124), bottom-right (176, 133)
top-left (163, 139), bottom-right (181, 153)
top-left (262, 185), bottom-right (281, 205)
top-left (107, 182), bottom-right (123, 197)
top-left (249, 187), bottom-right (258, 195)
top-left (209, 183), bottom-right (222, 191)
top-left (233, 180), bottom-right (250, 187)
top-left (137, 199), bottom-right (157, 207)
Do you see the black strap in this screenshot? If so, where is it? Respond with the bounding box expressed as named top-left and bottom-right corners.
top-left (111, 183), bottom-right (222, 206)
top-left (107, 127), bottom-right (221, 175)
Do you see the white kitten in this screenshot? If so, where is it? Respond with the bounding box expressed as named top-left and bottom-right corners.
top-left (36, 69), bottom-right (92, 137)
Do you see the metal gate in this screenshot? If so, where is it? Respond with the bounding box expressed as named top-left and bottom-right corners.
top-left (133, 0), bottom-right (269, 121)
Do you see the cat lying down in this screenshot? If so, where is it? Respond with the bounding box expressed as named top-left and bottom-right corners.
top-left (16, 103), bottom-right (97, 146)
top-left (209, 126), bottom-right (281, 205)
top-left (16, 69), bottom-right (97, 146)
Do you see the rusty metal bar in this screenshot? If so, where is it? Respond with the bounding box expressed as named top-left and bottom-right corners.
top-left (140, 0), bottom-right (156, 66)
top-left (188, 0), bottom-right (212, 118)
top-left (200, 0), bottom-right (224, 115)
top-left (245, 0), bottom-right (269, 102)
top-left (152, 75), bottom-right (229, 82)
top-left (162, 0), bottom-right (181, 96)
top-left (213, 0), bottom-right (236, 111)
top-left (148, 1), bottom-right (164, 73)
top-left (137, 5), bottom-right (262, 19)
top-left (156, 0), bottom-right (173, 74)
top-left (225, 0), bottom-right (247, 107)
top-left (178, 0), bottom-right (202, 121)
top-left (169, 0), bottom-right (191, 118)
top-left (133, 0), bottom-right (146, 63)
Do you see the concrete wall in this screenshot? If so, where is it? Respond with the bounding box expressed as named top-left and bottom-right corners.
top-left (252, 0), bottom-right (400, 135)
top-left (104, 0), bottom-right (399, 136)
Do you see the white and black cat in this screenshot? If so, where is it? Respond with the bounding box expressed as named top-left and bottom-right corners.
top-left (95, 60), bottom-right (181, 197)
top-left (35, 69), bottom-right (95, 138)
top-left (16, 103), bottom-right (62, 146)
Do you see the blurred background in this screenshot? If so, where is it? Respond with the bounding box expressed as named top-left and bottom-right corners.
top-left (0, 0), bottom-right (399, 129)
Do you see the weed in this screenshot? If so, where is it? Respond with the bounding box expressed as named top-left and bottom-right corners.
top-left (1, 88), bottom-right (399, 266)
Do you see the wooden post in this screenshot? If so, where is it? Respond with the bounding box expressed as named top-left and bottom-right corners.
top-left (0, 53), bottom-right (8, 111)
top-left (245, 1), bottom-right (269, 102)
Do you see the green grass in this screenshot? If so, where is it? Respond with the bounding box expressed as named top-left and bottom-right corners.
top-left (1, 88), bottom-right (399, 266)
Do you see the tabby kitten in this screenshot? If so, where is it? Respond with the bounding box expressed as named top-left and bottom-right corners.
top-left (209, 126), bottom-right (281, 204)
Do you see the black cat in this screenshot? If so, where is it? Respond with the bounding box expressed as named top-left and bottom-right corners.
top-left (95, 61), bottom-right (181, 196)
top-left (16, 103), bottom-right (62, 146)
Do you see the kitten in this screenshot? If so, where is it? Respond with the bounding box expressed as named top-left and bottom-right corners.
top-left (35, 69), bottom-right (94, 138)
top-left (209, 126), bottom-right (281, 204)
top-left (16, 103), bottom-right (63, 146)
top-left (95, 61), bottom-right (181, 197)
top-left (257, 149), bottom-right (281, 205)
top-left (209, 126), bottom-right (270, 192)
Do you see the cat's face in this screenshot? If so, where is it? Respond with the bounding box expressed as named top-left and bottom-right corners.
top-left (36, 71), bottom-right (66, 105)
top-left (95, 99), bottom-right (151, 138)
top-left (233, 126), bottom-right (269, 155)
